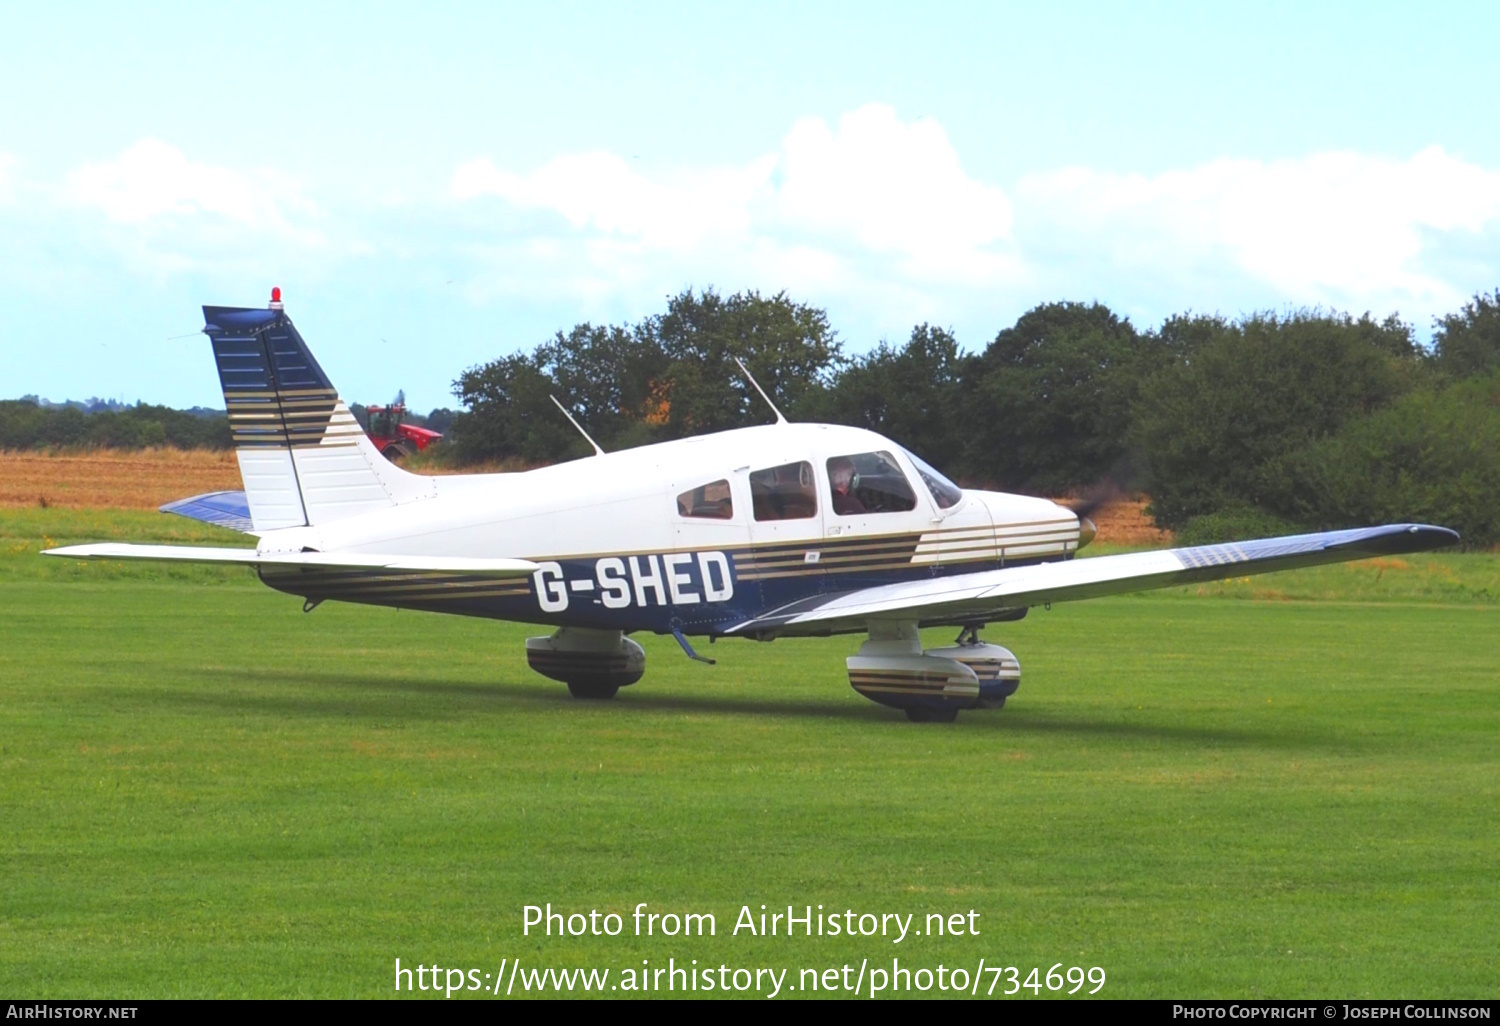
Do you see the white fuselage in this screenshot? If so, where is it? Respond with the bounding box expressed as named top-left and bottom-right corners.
top-left (254, 422), bottom-right (1081, 568)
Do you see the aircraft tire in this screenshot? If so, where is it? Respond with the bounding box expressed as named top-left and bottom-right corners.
top-left (905, 706), bottom-right (960, 723)
top-left (566, 681), bottom-right (620, 701)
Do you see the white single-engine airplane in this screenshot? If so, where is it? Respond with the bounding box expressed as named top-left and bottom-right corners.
top-left (47, 292), bottom-right (1459, 721)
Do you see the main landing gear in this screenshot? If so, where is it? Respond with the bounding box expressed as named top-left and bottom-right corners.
top-left (846, 622), bottom-right (1021, 723)
top-left (525, 627), bottom-right (645, 700)
top-left (524, 622), bottom-right (1019, 723)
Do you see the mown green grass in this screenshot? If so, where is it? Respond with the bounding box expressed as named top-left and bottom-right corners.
top-left (1, 508), bottom-right (252, 584)
top-left (1, 511), bottom-right (1497, 998)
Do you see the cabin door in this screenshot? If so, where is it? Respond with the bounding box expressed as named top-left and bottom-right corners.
top-left (820, 448), bottom-right (941, 587)
top-left (741, 459), bottom-right (828, 603)
top-left (670, 473), bottom-right (755, 628)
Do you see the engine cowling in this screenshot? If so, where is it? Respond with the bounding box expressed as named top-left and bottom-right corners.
top-left (526, 627), bottom-right (645, 696)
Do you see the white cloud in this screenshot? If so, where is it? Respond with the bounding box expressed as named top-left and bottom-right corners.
top-left (67, 139), bottom-right (319, 234)
top-left (454, 151), bottom-right (774, 250)
top-left (772, 106), bottom-right (1013, 275)
top-left (1018, 147), bottom-right (1500, 309)
top-left (6, 119), bottom-right (1498, 367)
top-left (445, 117), bottom-right (1500, 340)
top-left (451, 104), bottom-right (1022, 293)
top-left (33, 139), bottom-right (335, 283)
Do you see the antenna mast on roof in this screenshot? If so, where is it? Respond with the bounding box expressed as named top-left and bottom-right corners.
top-left (549, 395), bottom-right (606, 457)
top-left (733, 357), bottom-right (788, 425)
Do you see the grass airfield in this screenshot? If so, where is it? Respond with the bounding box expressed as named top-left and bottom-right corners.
top-left (1, 510), bottom-right (1497, 998)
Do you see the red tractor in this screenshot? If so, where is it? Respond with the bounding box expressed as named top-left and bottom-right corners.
top-left (365, 403), bottom-right (442, 461)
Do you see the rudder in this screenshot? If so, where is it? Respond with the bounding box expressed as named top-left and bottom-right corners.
top-left (203, 293), bottom-right (434, 531)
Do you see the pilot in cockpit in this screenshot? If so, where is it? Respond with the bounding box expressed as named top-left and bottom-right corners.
top-left (828, 456), bottom-right (867, 515)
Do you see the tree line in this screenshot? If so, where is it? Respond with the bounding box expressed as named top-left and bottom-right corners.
top-left (0, 397), bottom-right (456, 451)
top-left (5, 287), bottom-right (1495, 544)
top-left (0, 400), bottom-right (234, 450)
top-left (449, 288), bottom-right (1500, 546)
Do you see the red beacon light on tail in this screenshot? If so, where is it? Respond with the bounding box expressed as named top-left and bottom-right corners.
top-left (269, 286), bottom-right (283, 311)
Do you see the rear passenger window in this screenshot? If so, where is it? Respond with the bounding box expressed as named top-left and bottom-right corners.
top-left (677, 479), bottom-right (734, 519)
top-left (749, 461), bottom-right (817, 521)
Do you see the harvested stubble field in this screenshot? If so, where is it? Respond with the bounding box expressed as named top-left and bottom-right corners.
top-left (0, 448), bottom-right (241, 510)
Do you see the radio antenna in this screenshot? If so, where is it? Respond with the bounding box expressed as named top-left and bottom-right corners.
top-left (733, 357), bottom-right (788, 425)
top-left (549, 395), bottom-right (606, 456)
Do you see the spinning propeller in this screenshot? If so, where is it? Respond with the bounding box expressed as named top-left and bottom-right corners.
top-left (1059, 484), bottom-right (1121, 550)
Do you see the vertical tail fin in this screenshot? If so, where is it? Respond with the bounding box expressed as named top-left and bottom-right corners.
top-left (203, 297), bottom-right (435, 531)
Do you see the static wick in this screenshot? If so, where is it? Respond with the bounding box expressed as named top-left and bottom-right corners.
top-left (549, 395), bottom-right (606, 457)
top-left (734, 357), bottom-right (788, 425)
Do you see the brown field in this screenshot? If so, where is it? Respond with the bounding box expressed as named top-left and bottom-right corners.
top-left (0, 449), bottom-right (241, 510)
top-left (1078, 497), bottom-right (1174, 546)
top-left (0, 449), bottom-right (1176, 544)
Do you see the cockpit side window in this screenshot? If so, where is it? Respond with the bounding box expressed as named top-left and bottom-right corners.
top-left (827, 451), bottom-right (918, 516)
top-left (749, 461), bottom-right (818, 521)
top-left (676, 479), bottom-right (734, 520)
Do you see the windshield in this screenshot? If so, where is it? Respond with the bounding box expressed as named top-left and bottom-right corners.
top-left (900, 447), bottom-right (963, 509)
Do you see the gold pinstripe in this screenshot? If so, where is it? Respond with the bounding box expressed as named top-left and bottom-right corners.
top-left (224, 388), bottom-right (339, 399)
top-left (290, 581), bottom-right (532, 599)
top-left (224, 388), bottom-right (342, 449)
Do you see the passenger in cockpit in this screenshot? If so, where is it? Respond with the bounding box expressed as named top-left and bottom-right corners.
top-left (829, 456), bottom-right (866, 515)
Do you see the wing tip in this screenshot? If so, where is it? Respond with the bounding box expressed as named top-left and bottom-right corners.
top-left (1361, 523), bottom-right (1461, 554)
top-left (42, 544), bottom-right (102, 558)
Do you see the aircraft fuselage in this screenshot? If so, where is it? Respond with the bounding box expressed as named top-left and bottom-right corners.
top-left (251, 422), bottom-right (1084, 638)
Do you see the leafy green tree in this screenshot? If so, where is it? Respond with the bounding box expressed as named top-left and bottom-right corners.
top-left (817, 324), bottom-right (973, 473)
top-left (0, 399), bottom-right (231, 450)
top-left (1154, 312), bottom-right (1231, 363)
top-left (640, 288), bottom-right (842, 436)
top-left (1431, 289), bottom-right (1500, 379)
top-left (448, 289), bottom-right (841, 463)
top-left (0, 400), bottom-right (48, 448)
top-left (963, 301), bottom-right (1160, 492)
top-left (1133, 311), bottom-right (1418, 528)
top-left (422, 408), bottom-right (456, 434)
top-left (1265, 373), bottom-right (1500, 547)
top-left (450, 352), bottom-right (583, 463)
top-left (536, 322), bottom-right (669, 449)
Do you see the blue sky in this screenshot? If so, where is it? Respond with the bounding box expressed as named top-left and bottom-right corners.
top-left (3, 1), bottom-right (1498, 410)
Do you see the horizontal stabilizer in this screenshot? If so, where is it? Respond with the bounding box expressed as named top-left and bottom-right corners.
top-left (159, 490), bottom-right (254, 533)
top-left (725, 524), bottom-right (1460, 636)
top-left (43, 543), bottom-right (540, 578)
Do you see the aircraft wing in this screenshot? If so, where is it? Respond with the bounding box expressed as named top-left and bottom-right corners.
top-left (724, 524), bottom-right (1459, 637)
top-left (42, 543), bottom-right (541, 577)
